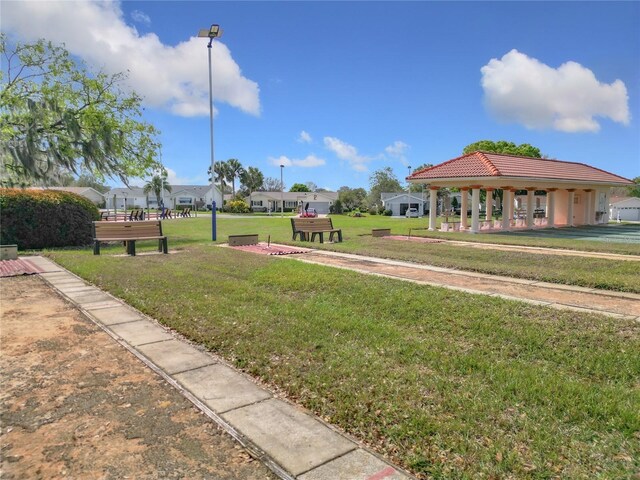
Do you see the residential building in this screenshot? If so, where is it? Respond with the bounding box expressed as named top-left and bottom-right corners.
top-left (248, 191), bottom-right (338, 214)
top-left (610, 196), bottom-right (640, 221)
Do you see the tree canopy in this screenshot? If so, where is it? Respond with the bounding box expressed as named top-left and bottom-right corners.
top-left (366, 167), bottom-right (402, 207)
top-left (0, 35), bottom-right (160, 187)
top-left (463, 140), bottom-right (542, 158)
top-left (627, 177), bottom-right (640, 198)
top-left (239, 166), bottom-right (264, 197)
top-left (338, 186), bottom-right (367, 210)
top-left (289, 183), bottom-right (311, 192)
top-left (263, 176), bottom-right (283, 192)
top-left (143, 170), bottom-right (171, 205)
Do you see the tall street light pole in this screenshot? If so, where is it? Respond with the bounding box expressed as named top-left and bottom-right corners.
top-left (407, 165), bottom-right (411, 217)
top-left (198, 24), bottom-right (222, 241)
top-left (280, 164), bottom-right (284, 218)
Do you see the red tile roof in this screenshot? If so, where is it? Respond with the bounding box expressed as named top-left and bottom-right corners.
top-left (409, 151), bottom-right (633, 185)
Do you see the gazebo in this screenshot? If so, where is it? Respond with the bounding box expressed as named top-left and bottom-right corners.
top-left (408, 151), bottom-right (633, 233)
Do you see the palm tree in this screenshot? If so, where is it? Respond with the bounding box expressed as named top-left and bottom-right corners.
top-left (240, 166), bottom-right (264, 207)
top-left (143, 171), bottom-right (171, 208)
top-left (226, 158), bottom-right (245, 199)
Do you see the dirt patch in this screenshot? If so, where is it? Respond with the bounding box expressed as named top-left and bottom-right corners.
top-left (0, 275), bottom-right (276, 480)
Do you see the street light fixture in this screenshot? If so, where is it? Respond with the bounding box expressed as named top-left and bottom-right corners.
top-left (280, 164), bottom-right (284, 218)
top-left (197, 24), bottom-right (222, 241)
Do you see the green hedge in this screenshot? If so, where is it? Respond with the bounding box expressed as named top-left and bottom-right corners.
top-left (0, 188), bottom-right (100, 250)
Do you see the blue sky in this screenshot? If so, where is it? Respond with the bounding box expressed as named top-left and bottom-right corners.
top-left (3, 1), bottom-right (639, 190)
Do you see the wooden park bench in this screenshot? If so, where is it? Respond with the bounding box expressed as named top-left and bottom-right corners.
top-left (93, 220), bottom-right (168, 256)
top-left (291, 217), bottom-right (342, 243)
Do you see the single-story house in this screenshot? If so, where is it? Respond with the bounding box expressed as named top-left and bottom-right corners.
top-left (105, 185), bottom-right (221, 210)
top-left (408, 151), bottom-right (633, 232)
top-left (32, 187), bottom-right (105, 205)
top-left (610, 196), bottom-right (640, 221)
top-left (381, 192), bottom-right (429, 216)
top-left (248, 191), bottom-right (338, 214)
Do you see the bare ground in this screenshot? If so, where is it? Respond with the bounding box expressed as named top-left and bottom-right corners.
top-left (0, 275), bottom-right (276, 480)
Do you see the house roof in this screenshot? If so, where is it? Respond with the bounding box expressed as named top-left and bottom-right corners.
top-left (409, 151), bottom-right (633, 186)
top-left (251, 191), bottom-right (338, 201)
top-left (610, 196), bottom-right (640, 206)
top-left (381, 192), bottom-right (427, 202)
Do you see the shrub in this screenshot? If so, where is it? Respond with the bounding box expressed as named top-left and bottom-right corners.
top-left (368, 207), bottom-right (378, 215)
top-left (0, 188), bottom-right (100, 250)
top-left (225, 199), bottom-right (250, 213)
top-left (383, 209), bottom-right (393, 216)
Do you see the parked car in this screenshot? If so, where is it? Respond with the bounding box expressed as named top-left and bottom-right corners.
top-left (300, 208), bottom-right (317, 218)
top-left (405, 208), bottom-right (419, 218)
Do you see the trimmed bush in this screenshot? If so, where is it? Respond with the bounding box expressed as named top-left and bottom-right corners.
top-left (0, 188), bottom-right (100, 250)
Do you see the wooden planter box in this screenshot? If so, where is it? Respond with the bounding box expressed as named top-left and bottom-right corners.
top-left (0, 245), bottom-right (18, 260)
top-left (228, 234), bottom-right (259, 246)
top-left (372, 228), bottom-right (391, 237)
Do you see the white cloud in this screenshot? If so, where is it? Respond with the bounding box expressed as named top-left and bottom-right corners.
top-left (384, 140), bottom-right (410, 165)
top-left (481, 49), bottom-right (630, 133)
top-left (323, 136), bottom-right (372, 171)
top-left (298, 130), bottom-right (313, 144)
top-left (2, 1), bottom-right (260, 118)
top-left (385, 140), bottom-right (409, 157)
top-left (130, 9), bottom-right (150, 26)
top-left (268, 155), bottom-right (325, 168)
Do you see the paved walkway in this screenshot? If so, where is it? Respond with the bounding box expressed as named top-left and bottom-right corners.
top-left (19, 256), bottom-right (412, 480)
top-left (433, 239), bottom-right (640, 262)
top-left (292, 250), bottom-right (640, 320)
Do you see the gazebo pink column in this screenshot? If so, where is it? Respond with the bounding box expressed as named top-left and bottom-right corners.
top-left (567, 189), bottom-right (575, 226)
top-left (501, 187), bottom-right (513, 230)
top-left (546, 188), bottom-right (557, 227)
top-left (485, 188), bottom-right (494, 221)
top-left (460, 187), bottom-right (469, 230)
top-left (470, 186), bottom-right (481, 233)
top-left (584, 189), bottom-right (593, 225)
top-left (526, 188), bottom-right (536, 228)
top-left (428, 186), bottom-right (439, 231)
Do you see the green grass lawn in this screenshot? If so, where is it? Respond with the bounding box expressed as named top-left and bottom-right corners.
top-left (147, 216), bottom-right (640, 293)
top-left (48, 244), bottom-right (640, 479)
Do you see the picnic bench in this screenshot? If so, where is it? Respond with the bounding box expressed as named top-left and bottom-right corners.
top-left (291, 217), bottom-right (342, 243)
top-left (93, 220), bottom-right (168, 256)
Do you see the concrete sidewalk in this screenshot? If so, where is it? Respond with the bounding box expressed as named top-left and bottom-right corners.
top-left (26, 256), bottom-right (412, 480)
top-left (291, 250), bottom-right (640, 320)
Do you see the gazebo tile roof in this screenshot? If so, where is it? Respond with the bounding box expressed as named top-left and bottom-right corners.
top-left (410, 151), bottom-right (632, 184)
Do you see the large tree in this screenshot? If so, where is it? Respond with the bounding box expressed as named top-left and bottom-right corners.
top-left (627, 177), bottom-right (640, 197)
top-left (239, 166), bottom-right (264, 197)
top-left (366, 167), bottom-right (402, 207)
top-left (0, 35), bottom-right (160, 187)
top-left (208, 161), bottom-right (232, 194)
top-left (143, 170), bottom-right (172, 206)
top-left (289, 183), bottom-right (311, 192)
top-left (463, 140), bottom-right (542, 158)
top-left (225, 158), bottom-right (245, 198)
top-left (263, 176), bottom-right (283, 192)
top-left (338, 186), bottom-right (367, 210)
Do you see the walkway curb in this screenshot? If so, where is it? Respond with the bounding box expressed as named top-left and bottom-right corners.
top-left (29, 256), bottom-right (414, 480)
